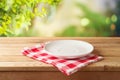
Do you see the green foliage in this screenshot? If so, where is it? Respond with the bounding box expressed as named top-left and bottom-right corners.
top-left (56, 25), bottom-right (79, 37)
top-left (0, 0), bottom-right (60, 36)
top-left (77, 3), bottom-right (113, 36)
top-left (57, 3), bottom-right (115, 37)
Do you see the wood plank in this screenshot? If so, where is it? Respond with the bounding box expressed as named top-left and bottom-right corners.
top-left (1, 43), bottom-right (120, 47)
top-left (0, 62), bottom-right (54, 71)
top-left (0, 37), bottom-right (120, 43)
top-left (0, 55), bottom-right (35, 62)
top-left (0, 37), bottom-right (120, 72)
top-left (0, 56), bottom-right (119, 62)
top-left (0, 71), bottom-right (120, 80)
top-left (0, 47), bottom-right (120, 56)
top-left (0, 56), bottom-right (120, 71)
top-left (0, 42), bottom-right (120, 56)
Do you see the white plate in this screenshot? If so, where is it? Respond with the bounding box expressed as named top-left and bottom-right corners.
top-left (44, 40), bottom-right (94, 59)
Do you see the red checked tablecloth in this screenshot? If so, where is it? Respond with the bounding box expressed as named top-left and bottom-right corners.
top-left (22, 44), bottom-right (103, 76)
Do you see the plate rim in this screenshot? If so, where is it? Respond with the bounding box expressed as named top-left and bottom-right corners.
top-left (44, 40), bottom-right (94, 59)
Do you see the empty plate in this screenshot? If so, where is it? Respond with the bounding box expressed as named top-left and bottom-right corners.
top-left (44, 40), bottom-right (94, 59)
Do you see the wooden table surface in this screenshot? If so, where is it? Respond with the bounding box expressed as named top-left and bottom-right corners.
top-left (0, 37), bottom-right (120, 80)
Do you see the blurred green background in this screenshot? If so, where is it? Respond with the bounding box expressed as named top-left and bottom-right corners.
top-left (0, 0), bottom-right (120, 37)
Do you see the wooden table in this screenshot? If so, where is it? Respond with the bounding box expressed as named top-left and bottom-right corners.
top-left (0, 37), bottom-right (120, 80)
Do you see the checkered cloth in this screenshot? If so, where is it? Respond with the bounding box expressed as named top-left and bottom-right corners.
top-left (22, 44), bottom-right (103, 76)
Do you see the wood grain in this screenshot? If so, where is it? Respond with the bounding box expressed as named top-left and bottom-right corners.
top-left (0, 37), bottom-right (120, 80)
top-left (0, 71), bottom-right (120, 80)
top-left (0, 37), bottom-right (120, 70)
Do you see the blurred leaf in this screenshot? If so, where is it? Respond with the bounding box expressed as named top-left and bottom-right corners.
top-left (76, 3), bottom-right (113, 36)
top-left (56, 25), bottom-right (79, 37)
top-left (0, 0), bottom-right (61, 36)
